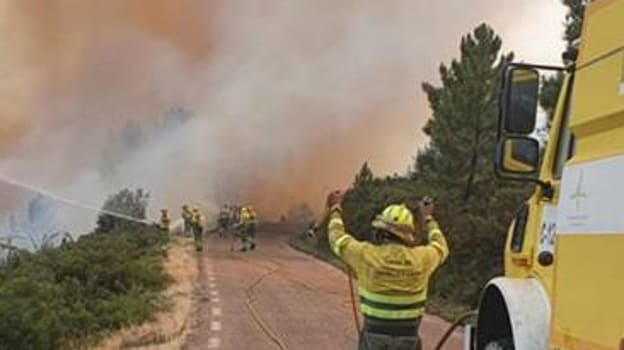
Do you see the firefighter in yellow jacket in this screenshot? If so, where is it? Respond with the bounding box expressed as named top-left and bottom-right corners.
top-left (217, 205), bottom-right (229, 237)
top-left (325, 191), bottom-right (448, 350)
top-left (239, 205), bottom-right (257, 251)
top-left (159, 209), bottom-right (170, 234)
top-left (181, 204), bottom-right (192, 237)
top-left (191, 207), bottom-right (204, 251)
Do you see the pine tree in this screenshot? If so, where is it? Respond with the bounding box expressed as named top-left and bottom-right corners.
top-left (343, 162), bottom-right (376, 240)
top-left (354, 162), bottom-right (374, 187)
top-left (418, 23), bottom-right (511, 202)
top-left (540, 0), bottom-right (587, 113)
top-left (563, 0), bottom-right (587, 61)
top-left (415, 24), bottom-right (530, 306)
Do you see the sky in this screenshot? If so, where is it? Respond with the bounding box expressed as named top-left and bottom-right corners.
top-left (0, 0), bottom-right (566, 233)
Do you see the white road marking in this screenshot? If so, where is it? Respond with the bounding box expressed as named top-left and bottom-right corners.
top-left (210, 290), bottom-right (219, 297)
top-left (211, 297), bottom-right (221, 303)
top-left (211, 320), bottom-right (222, 331)
top-left (207, 337), bottom-right (221, 348)
top-left (212, 306), bottom-right (222, 316)
top-left (208, 275), bottom-right (216, 281)
top-left (209, 282), bottom-right (216, 289)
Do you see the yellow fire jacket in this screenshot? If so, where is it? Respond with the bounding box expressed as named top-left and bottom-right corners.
top-left (327, 206), bottom-right (449, 321)
top-left (190, 210), bottom-right (205, 229)
top-left (159, 214), bottom-right (170, 231)
top-left (240, 207), bottom-right (257, 227)
top-left (182, 209), bottom-right (192, 222)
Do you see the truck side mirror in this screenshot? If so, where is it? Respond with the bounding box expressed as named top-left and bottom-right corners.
top-left (497, 136), bottom-right (540, 175)
top-left (502, 67), bottom-right (539, 134)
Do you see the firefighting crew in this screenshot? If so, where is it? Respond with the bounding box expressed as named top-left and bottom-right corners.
top-left (166, 202), bottom-right (259, 253)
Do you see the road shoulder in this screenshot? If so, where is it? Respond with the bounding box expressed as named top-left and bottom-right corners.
top-left (93, 237), bottom-right (199, 350)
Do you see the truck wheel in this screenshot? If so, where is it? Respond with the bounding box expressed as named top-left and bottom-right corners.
top-left (483, 338), bottom-right (514, 350)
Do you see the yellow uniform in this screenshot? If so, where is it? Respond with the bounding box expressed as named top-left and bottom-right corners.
top-left (182, 206), bottom-right (192, 236)
top-left (191, 209), bottom-right (204, 251)
top-left (239, 206), bottom-right (257, 251)
top-left (327, 206), bottom-right (448, 321)
top-left (217, 207), bottom-right (229, 237)
top-left (159, 210), bottom-right (170, 233)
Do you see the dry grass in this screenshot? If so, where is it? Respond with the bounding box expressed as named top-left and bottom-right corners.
top-left (92, 236), bottom-right (199, 350)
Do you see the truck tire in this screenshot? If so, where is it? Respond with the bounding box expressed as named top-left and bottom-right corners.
top-left (483, 338), bottom-right (514, 350)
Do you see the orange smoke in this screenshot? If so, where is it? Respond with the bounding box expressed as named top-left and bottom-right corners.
top-left (0, 116), bottom-right (30, 157)
top-left (0, 0), bottom-right (426, 220)
top-left (245, 99), bottom-right (420, 217)
top-left (1, 0), bottom-right (221, 133)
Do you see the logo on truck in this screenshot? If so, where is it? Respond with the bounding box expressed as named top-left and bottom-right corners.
top-left (570, 171), bottom-right (587, 212)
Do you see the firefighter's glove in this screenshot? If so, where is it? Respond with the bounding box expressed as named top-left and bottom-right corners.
top-left (325, 190), bottom-right (345, 209)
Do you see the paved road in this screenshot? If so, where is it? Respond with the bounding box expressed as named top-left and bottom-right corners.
top-left (184, 232), bottom-right (463, 350)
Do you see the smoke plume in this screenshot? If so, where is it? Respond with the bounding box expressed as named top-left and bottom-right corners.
top-left (0, 0), bottom-right (565, 227)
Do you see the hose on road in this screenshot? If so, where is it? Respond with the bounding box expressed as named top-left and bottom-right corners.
top-left (235, 249), bottom-right (344, 297)
top-left (227, 233), bottom-right (478, 350)
top-left (433, 311), bottom-right (477, 350)
top-left (244, 264), bottom-right (289, 350)
top-left (232, 240), bottom-right (474, 350)
top-left (235, 249), bottom-right (356, 350)
top-left (233, 252), bottom-right (304, 350)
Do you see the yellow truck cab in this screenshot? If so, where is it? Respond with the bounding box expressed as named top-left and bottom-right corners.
top-left (471, 1), bottom-right (624, 349)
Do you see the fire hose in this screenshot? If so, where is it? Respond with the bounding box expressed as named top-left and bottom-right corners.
top-left (433, 311), bottom-right (477, 350)
top-left (347, 269), bottom-right (361, 331)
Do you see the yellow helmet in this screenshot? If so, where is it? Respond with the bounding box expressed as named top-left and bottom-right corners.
top-left (182, 204), bottom-right (189, 210)
top-left (371, 204), bottom-right (416, 244)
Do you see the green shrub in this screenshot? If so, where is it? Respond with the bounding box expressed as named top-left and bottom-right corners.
top-left (96, 188), bottom-right (150, 234)
top-left (0, 227), bottom-right (169, 350)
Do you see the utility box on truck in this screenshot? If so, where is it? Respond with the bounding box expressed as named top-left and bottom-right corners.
top-left (471, 1), bottom-right (624, 349)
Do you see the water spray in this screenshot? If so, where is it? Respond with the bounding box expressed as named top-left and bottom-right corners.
top-left (0, 173), bottom-right (151, 225)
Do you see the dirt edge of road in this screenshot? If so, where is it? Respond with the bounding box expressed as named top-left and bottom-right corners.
top-left (93, 236), bottom-right (200, 350)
